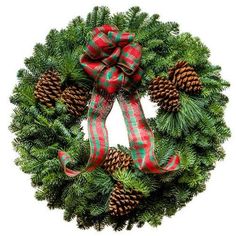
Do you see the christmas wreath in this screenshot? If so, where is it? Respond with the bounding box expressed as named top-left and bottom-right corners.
top-left (10, 6), bottom-right (230, 231)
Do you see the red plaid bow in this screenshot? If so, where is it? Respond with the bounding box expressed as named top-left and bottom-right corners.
top-left (58, 25), bottom-right (180, 177)
top-left (80, 25), bottom-right (143, 95)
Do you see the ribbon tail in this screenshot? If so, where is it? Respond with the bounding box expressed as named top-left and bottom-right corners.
top-left (156, 154), bottom-right (180, 173)
top-left (117, 89), bottom-right (180, 174)
top-left (58, 87), bottom-right (115, 177)
top-left (58, 150), bottom-right (82, 177)
top-left (87, 87), bottom-right (115, 170)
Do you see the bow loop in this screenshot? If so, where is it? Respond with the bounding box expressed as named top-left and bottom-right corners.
top-left (108, 31), bottom-right (135, 47)
top-left (117, 43), bottom-right (142, 75)
top-left (85, 32), bottom-right (116, 60)
top-left (92, 24), bottom-right (118, 36)
top-left (102, 47), bottom-right (121, 67)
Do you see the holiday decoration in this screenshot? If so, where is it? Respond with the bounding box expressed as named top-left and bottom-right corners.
top-left (102, 147), bottom-right (133, 174)
top-left (168, 61), bottom-right (203, 94)
top-left (148, 76), bottom-right (180, 112)
top-left (61, 85), bottom-right (91, 117)
top-left (34, 70), bottom-right (62, 107)
top-left (10, 6), bottom-right (230, 231)
top-left (58, 24), bottom-right (180, 177)
top-left (109, 182), bottom-right (143, 216)
top-left (103, 148), bottom-right (143, 215)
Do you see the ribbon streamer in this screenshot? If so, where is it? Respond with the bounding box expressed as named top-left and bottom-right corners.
top-left (58, 25), bottom-right (180, 177)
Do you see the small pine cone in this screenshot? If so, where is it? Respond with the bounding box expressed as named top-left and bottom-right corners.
top-left (168, 61), bottom-right (203, 94)
top-left (148, 76), bottom-right (180, 112)
top-left (109, 182), bottom-right (143, 217)
top-left (102, 147), bottom-right (133, 174)
top-left (61, 86), bottom-right (91, 117)
top-left (34, 70), bottom-right (62, 107)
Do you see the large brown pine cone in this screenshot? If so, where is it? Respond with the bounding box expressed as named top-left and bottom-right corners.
top-left (109, 182), bottom-right (143, 217)
top-left (61, 85), bottom-right (91, 117)
top-left (102, 147), bottom-right (133, 174)
top-left (148, 76), bottom-right (180, 112)
top-left (168, 61), bottom-right (203, 94)
top-left (34, 70), bottom-right (62, 107)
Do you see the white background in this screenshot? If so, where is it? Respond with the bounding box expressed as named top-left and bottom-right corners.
top-left (0, 0), bottom-right (236, 235)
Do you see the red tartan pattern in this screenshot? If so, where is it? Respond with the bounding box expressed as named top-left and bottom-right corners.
top-left (80, 24), bottom-right (143, 95)
top-left (58, 25), bottom-right (180, 177)
top-left (117, 90), bottom-right (180, 173)
top-left (58, 87), bottom-right (115, 177)
top-left (58, 89), bottom-right (180, 177)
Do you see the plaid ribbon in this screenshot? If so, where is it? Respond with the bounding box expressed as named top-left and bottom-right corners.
top-left (58, 25), bottom-right (180, 177)
top-left (80, 25), bottom-right (143, 95)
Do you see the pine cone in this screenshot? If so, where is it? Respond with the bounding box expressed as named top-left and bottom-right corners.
top-left (61, 85), bottom-right (91, 117)
top-left (148, 76), bottom-right (180, 112)
top-left (102, 147), bottom-right (133, 174)
top-left (168, 61), bottom-right (203, 94)
top-left (109, 182), bottom-right (143, 217)
top-left (34, 70), bottom-right (62, 107)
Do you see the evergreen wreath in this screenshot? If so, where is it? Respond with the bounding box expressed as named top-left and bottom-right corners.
top-left (10, 6), bottom-right (231, 231)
